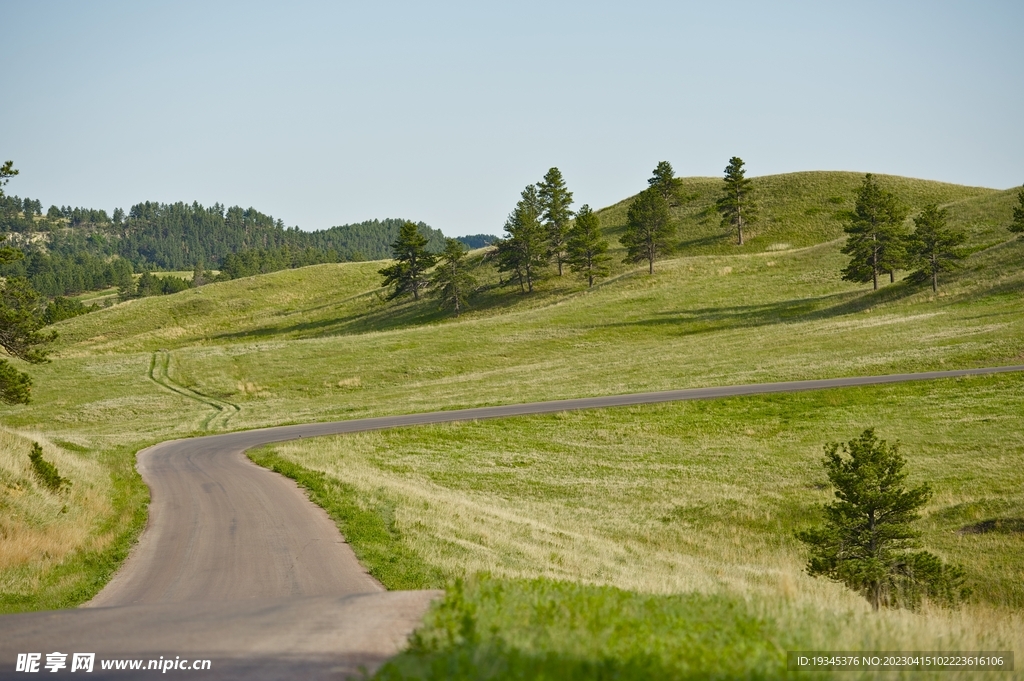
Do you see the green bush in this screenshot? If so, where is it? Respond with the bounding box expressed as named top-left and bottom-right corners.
top-left (43, 296), bottom-right (96, 325)
top-left (28, 442), bottom-right (68, 492)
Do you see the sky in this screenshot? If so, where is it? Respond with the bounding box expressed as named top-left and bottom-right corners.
top-left (2, 1), bottom-right (1022, 236)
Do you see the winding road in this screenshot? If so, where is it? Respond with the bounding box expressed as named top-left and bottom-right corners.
top-left (1, 365), bottom-right (1022, 679)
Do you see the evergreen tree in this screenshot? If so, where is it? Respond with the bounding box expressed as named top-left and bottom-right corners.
top-left (797, 429), bottom-right (969, 611)
top-left (494, 185), bottom-right (549, 293)
top-left (0, 160), bottom-right (17, 200)
top-left (0, 275), bottom-right (54, 404)
top-left (192, 260), bottom-right (208, 287)
top-left (135, 271), bottom-right (158, 297)
top-left (908, 205), bottom-right (967, 292)
top-left (716, 157), bottom-right (757, 245)
top-left (841, 174), bottom-right (908, 290)
top-left (0, 164), bottom-right (53, 404)
top-left (566, 204), bottom-right (609, 287)
top-left (1010, 185), bottom-right (1024, 234)
top-left (648, 161), bottom-right (684, 206)
top-left (621, 188), bottom-right (673, 274)
top-left (537, 167), bottom-right (574, 276)
top-left (431, 238), bottom-right (476, 316)
top-left (378, 220), bottom-right (437, 301)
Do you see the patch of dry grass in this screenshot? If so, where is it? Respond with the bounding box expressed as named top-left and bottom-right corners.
top-left (0, 430), bottom-right (111, 593)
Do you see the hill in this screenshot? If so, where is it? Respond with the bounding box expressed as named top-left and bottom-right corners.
top-left (0, 197), bottom-right (453, 297)
top-left (1, 170), bottom-right (1022, 675)
top-left (599, 171), bottom-right (999, 255)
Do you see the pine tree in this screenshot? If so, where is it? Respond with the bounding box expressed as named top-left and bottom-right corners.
top-left (378, 221), bottom-right (437, 301)
top-left (908, 205), bottom-right (967, 292)
top-left (1010, 185), bottom-right (1024, 234)
top-left (431, 238), bottom-right (476, 316)
top-left (841, 174), bottom-right (908, 290)
top-left (648, 161), bottom-right (684, 206)
top-left (621, 188), bottom-right (673, 274)
top-left (192, 260), bottom-right (208, 287)
top-left (0, 160), bottom-right (18, 200)
top-left (566, 205), bottom-right (609, 288)
top-left (494, 185), bottom-right (549, 293)
top-left (796, 429), bottom-right (969, 610)
top-left (0, 277), bottom-right (54, 404)
top-left (716, 157), bottom-right (757, 245)
top-left (537, 167), bottom-right (574, 276)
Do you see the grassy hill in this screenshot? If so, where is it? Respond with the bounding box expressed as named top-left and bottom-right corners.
top-left (1, 170), bottom-right (1022, 676)
top-left (599, 171), bottom-right (1000, 255)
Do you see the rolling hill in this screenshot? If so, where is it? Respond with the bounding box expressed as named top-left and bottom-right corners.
top-left (1, 170), bottom-right (1022, 677)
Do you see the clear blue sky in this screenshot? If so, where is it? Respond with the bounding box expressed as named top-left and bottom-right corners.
top-left (2, 1), bottom-right (1021, 236)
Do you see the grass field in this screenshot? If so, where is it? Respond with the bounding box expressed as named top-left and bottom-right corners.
top-left (251, 374), bottom-right (1024, 679)
top-left (0, 171), bottom-right (1021, 677)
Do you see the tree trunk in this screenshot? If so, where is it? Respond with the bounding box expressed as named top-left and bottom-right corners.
top-left (889, 270), bottom-right (895, 283)
top-left (872, 244), bottom-right (879, 290)
top-left (931, 254), bottom-right (938, 292)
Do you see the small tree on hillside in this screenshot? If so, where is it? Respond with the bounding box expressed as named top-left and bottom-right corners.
top-left (1010, 185), bottom-right (1024, 234)
top-left (622, 188), bottom-right (673, 275)
top-left (908, 204), bottom-right (967, 292)
top-left (648, 161), bottom-right (684, 207)
top-left (379, 220), bottom-right (437, 301)
top-left (192, 260), bottom-right (211, 287)
top-left (0, 162), bottom-right (53, 404)
top-left (566, 204), bottom-right (609, 288)
top-left (0, 277), bottom-right (55, 404)
top-left (841, 174), bottom-right (908, 290)
top-left (538, 167), bottom-right (574, 276)
top-left (431, 238), bottom-right (476, 316)
top-left (29, 442), bottom-right (69, 492)
top-left (716, 156), bottom-right (757, 245)
top-left (796, 429), bottom-right (969, 611)
top-left (494, 185), bottom-right (549, 293)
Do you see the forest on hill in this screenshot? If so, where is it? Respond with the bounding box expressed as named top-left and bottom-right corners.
top-left (0, 195), bottom-right (492, 298)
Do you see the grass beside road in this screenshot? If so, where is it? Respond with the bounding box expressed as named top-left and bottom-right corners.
top-left (255, 374), bottom-right (1024, 679)
top-left (0, 436), bottom-right (148, 613)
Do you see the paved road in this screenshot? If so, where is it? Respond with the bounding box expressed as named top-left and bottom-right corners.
top-left (1, 365), bottom-right (1021, 679)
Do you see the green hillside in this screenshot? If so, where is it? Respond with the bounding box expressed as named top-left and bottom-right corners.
top-left (1, 171), bottom-right (1022, 676)
top-left (599, 171), bottom-right (998, 256)
top-left (48, 172), bottom-right (1022, 356)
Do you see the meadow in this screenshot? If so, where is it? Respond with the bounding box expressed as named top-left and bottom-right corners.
top-left (253, 373), bottom-right (1024, 679)
top-left (0, 171), bottom-right (1021, 678)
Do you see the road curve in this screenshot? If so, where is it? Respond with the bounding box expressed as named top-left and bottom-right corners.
top-left (1, 365), bottom-right (1022, 679)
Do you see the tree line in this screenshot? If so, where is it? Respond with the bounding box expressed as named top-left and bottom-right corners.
top-left (379, 158), bottom-right (1024, 316)
top-left (0, 192), bottom-right (481, 298)
top-left (376, 160), bottom-right (756, 312)
top-left (840, 174), bottom-right (995, 293)
top-left (376, 167), bottom-right (617, 315)
top-left (1, 197), bottom-right (453, 269)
